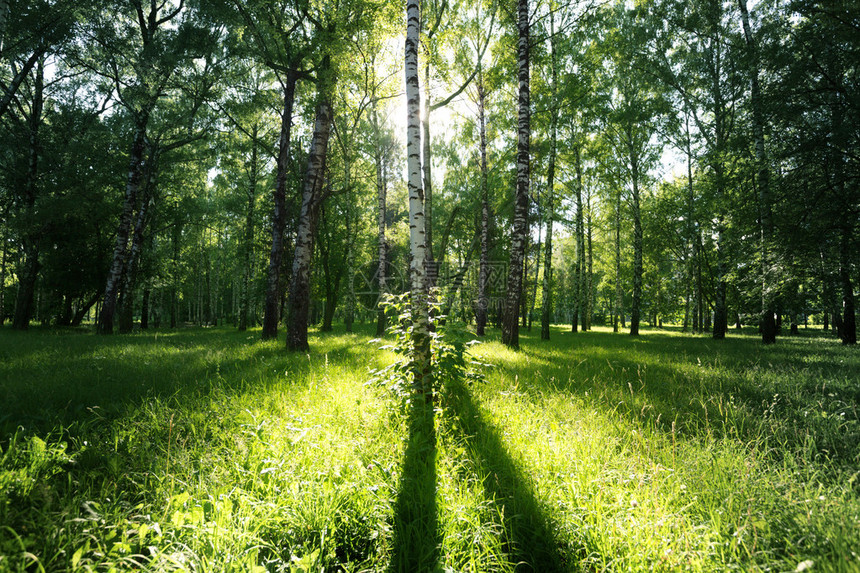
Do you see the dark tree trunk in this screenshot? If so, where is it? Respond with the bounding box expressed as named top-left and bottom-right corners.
top-left (521, 228), bottom-right (530, 330)
top-left (711, 38), bottom-right (728, 340)
top-left (540, 89), bottom-right (557, 340)
top-left (0, 230), bottom-right (6, 326)
top-left (239, 126), bottom-right (259, 332)
top-left (57, 296), bottom-right (73, 327)
top-left (12, 60), bottom-right (43, 331)
top-left (574, 146), bottom-right (586, 333)
top-left (170, 214), bottom-right (181, 329)
top-left (630, 138), bottom-right (642, 337)
top-left (318, 205), bottom-right (341, 334)
top-left (322, 287), bottom-right (338, 332)
top-left (262, 70), bottom-right (298, 340)
top-left (71, 293), bottom-right (99, 327)
top-left (613, 185), bottom-right (621, 333)
top-left (13, 245), bottom-right (39, 331)
top-left (119, 171), bottom-right (154, 334)
top-left (586, 189), bottom-right (593, 331)
top-left (140, 288), bottom-right (151, 329)
top-left (840, 225), bottom-right (857, 345)
top-left (371, 105), bottom-right (389, 337)
top-left (343, 163), bottom-right (355, 333)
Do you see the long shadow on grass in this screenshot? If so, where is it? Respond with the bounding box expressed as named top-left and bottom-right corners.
top-left (389, 397), bottom-right (441, 572)
top-left (442, 378), bottom-right (569, 572)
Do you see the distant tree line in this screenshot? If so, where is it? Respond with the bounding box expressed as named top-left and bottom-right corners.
top-left (0, 0), bottom-right (856, 346)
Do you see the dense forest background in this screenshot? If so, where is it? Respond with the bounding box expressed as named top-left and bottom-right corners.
top-left (0, 0), bottom-right (857, 346)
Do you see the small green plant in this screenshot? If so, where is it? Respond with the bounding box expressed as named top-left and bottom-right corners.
top-left (368, 291), bottom-right (485, 405)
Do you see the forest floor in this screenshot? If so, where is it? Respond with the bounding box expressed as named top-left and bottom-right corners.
top-left (0, 323), bottom-right (858, 572)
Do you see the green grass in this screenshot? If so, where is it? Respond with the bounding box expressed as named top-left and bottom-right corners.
top-left (0, 323), bottom-right (858, 572)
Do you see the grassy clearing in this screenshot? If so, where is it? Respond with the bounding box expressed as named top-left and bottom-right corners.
top-left (0, 324), bottom-right (858, 572)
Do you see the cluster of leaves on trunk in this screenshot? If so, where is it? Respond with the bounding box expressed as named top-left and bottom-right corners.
top-left (368, 291), bottom-right (485, 408)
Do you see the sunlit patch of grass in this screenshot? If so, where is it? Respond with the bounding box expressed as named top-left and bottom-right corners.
top-left (0, 325), bottom-right (400, 571)
top-left (0, 323), bottom-right (857, 571)
top-left (459, 326), bottom-right (860, 572)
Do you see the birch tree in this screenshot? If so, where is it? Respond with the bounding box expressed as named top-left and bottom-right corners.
top-left (285, 58), bottom-right (335, 352)
top-left (502, 0), bottom-right (531, 350)
top-left (738, 0), bottom-right (777, 344)
top-left (405, 0), bottom-right (431, 391)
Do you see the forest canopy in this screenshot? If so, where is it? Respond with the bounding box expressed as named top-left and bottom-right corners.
top-left (0, 0), bottom-right (857, 346)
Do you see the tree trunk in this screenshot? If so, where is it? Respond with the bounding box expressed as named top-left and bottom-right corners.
top-left (574, 145), bottom-right (586, 333)
top-left (99, 109), bottom-right (149, 334)
top-left (12, 60), bottom-right (43, 331)
top-left (423, 62), bottom-right (434, 266)
top-left (373, 109), bottom-right (389, 336)
top-left (57, 296), bottom-right (73, 327)
top-left (614, 186), bottom-right (623, 333)
top-left (406, 0), bottom-right (432, 395)
top-left (239, 125), bottom-right (259, 332)
top-left (0, 229), bottom-right (6, 326)
top-left (140, 288), bottom-right (151, 329)
top-left (170, 215), bottom-right (180, 328)
top-left (0, 0), bottom-right (8, 53)
top-left (840, 225), bottom-right (857, 344)
top-left (502, 0), bottom-right (530, 350)
top-left (630, 138), bottom-right (642, 337)
top-left (539, 33), bottom-right (558, 334)
top-left (540, 94), bottom-right (557, 340)
top-left (476, 67), bottom-right (491, 337)
top-left (695, 232), bottom-right (703, 333)
top-left (262, 70), bottom-right (298, 340)
top-left (318, 204), bottom-right (340, 333)
top-left (713, 218), bottom-right (728, 339)
top-left (685, 112), bottom-right (696, 333)
top-left (119, 169), bottom-right (155, 334)
top-left (344, 162), bottom-right (355, 333)
top-left (739, 0), bottom-right (777, 344)
top-left (344, 220), bottom-right (355, 333)
top-left (710, 30), bottom-right (729, 340)
top-left (71, 293), bottom-right (99, 327)
top-left (586, 184), bottom-right (594, 330)
top-left (528, 206), bottom-right (541, 331)
top-left (521, 218), bottom-right (530, 330)
top-left (286, 87), bottom-right (334, 352)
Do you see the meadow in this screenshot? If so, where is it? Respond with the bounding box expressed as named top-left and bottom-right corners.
top-left (0, 323), bottom-right (858, 572)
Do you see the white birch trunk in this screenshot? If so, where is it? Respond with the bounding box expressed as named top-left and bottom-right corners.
top-left (502, 0), bottom-right (530, 349)
top-left (475, 66), bottom-right (490, 336)
top-left (286, 95), bottom-right (334, 352)
top-left (406, 0), bottom-right (431, 393)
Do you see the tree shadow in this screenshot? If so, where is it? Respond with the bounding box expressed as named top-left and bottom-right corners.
top-left (389, 397), bottom-right (441, 572)
top-left (441, 378), bottom-right (569, 572)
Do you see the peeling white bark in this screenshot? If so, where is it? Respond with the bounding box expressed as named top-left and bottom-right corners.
top-left (406, 0), bottom-right (432, 393)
